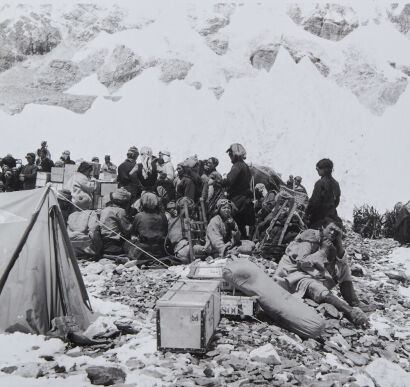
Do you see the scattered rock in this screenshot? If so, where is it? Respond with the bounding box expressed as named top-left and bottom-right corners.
top-left (249, 343), bottom-right (281, 365)
top-left (159, 59), bottom-right (193, 83)
top-left (1, 366), bottom-right (17, 374)
top-left (34, 60), bottom-right (83, 91)
top-left (365, 358), bottom-right (409, 387)
top-left (86, 366), bottom-right (126, 386)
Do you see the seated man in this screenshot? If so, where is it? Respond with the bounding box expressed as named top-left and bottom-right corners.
top-left (166, 198), bottom-right (208, 264)
top-left (100, 188), bottom-right (132, 255)
top-left (273, 218), bottom-right (369, 327)
top-left (205, 199), bottom-right (241, 257)
top-left (129, 192), bottom-right (168, 261)
top-left (67, 195), bottom-right (98, 258)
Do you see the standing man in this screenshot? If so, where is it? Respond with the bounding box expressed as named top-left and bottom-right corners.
top-left (294, 176), bottom-right (307, 194)
top-left (37, 149), bottom-right (54, 173)
top-left (117, 146), bottom-right (141, 203)
top-left (223, 143), bottom-right (255, 239)
top-left (306, 158), bottom-right (341, 229)
top-left (60, 150), bottom-right (75, 165)
top-left (20, 153), bottom-right (38, 190)
top-left (102, 155), bottom-right (117, 175)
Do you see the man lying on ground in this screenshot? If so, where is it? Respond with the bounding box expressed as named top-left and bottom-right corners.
top-left (273, 218), bottom-right (370, 327)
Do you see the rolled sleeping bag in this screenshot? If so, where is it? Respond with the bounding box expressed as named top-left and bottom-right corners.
top-left (223, 258), bottom-right (325, 339)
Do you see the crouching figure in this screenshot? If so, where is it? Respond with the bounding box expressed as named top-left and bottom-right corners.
top-left (274, 218), bottom-right (369, 327)
top-left (205, 199), bottom-right (242, 257)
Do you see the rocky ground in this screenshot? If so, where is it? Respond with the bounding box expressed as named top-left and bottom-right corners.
top-left (1, 226), bottom-right (409, 386)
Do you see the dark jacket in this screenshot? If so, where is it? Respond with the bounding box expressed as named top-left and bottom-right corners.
top-left (38, 158), bottom-right (55, 173)
top-left (117, 159), bottom-right (139, 187)
top-left (60, 157), bottom-right (75, 165)
top-left (224, 160), bottom-right (252, 210)
top-left (176, 175), bottom-right (199, 202)
top-left (306, 175), bottom-right (341, 226)
top-left (21, 164), bottom-right (38, 190)
top-left (131, 211), bottom-right (168, 244)
top-left (136, 161), bottom-right (158, 192)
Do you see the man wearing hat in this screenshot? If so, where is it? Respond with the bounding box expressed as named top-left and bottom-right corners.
top-left (20, 153), bottom-right (38, 190)
top-left (117, 146), bottom-right (142, 203)
top-left (102, 155), bottom-right (117, 175)
top-left (60, 150), bottom-right (75, 165)
top-left (306, 158), bottom-right (341, 229)
top-left (223, 143), bottom-right (255, 239)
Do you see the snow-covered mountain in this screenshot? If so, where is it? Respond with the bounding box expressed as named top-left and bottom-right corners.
top-left (1, 1), bottom-right (409, 218)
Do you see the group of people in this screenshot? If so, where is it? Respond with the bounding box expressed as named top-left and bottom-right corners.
top-left (2, 141), bottom-right (371, 326)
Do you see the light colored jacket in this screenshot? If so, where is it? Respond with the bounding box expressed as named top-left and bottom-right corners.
top-left (69, 172), bottom-right (96, 200)
top-left (205, 215), bottom-right (241, 257)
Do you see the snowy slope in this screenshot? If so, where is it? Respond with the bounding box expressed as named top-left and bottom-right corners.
top-left (0, 1), bottom-right (409, 218)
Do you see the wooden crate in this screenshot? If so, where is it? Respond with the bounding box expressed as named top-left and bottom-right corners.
top-left (63, 164), bottom-right (77, 190)
top-left (101, 172), bottom-right (117, 182)
top-left (36, 172), bottom-right (51, 187)
top-left (51, 167), bottom-right (64, 183)
top-left (100, 182), bottom-right (118, 197)
top-left (50, 183), bottom-right (64, 192)
top-left (221, 295), bottom-right (258, 317)
top-left (187, 261), bottom-right (232, 291)
top-left (156, 280), bottom-right (220, 353)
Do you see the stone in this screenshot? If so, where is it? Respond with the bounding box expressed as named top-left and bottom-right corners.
top-left (34, 60), bottom-right (83, 91)
top-left (86, 366), bottom-right (126, 386)
top-left (351, 263), bottom-right (365, 277)
top-left (125, 358), bottom-right (145, 370)
top-left (1, 366), bottom-right (17, 374)
top-left (114, 318), bottom-right (140, 335)
top-left (344, 351), bottom-right (369, 366)
top-left (197, 16), bottom-right (229, 36)
top-left (203, 367), bottom-right (215, 377)
top-left (249, 344), bottom-right (281, 365)
top-left (365, 358), bottom-right (408, 387)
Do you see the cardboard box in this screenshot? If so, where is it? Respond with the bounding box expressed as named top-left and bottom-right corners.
top-left (51, 167), bottom-right (64, 183)
top-left (100, 182), bottom-right (118, 197)
top-left (50, 183), bottom-right (64, 192)
top-left (156, 280), bottom-right (220, 353)
top-left (187, 261), bottom-right (232, 291)
top-left (221, 295), bottom-right (258, 317)
top-left (36, 172), bottom-right (51, 187)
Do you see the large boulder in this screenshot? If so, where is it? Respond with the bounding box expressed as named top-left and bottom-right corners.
top-left (97, 45), bottom-right (141, 91)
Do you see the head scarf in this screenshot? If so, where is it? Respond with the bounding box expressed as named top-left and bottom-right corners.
top-left (25, 152), bottom-right (36, 161)
top-left (176, 197), bottom-right (194, 213)
top-left (181, 155), bottom-right (198, 169)
top-left (140, 146), bottom-right (153, 179)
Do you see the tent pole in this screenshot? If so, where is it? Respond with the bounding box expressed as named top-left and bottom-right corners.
top-left (0, 185), bottom-right (51, 296)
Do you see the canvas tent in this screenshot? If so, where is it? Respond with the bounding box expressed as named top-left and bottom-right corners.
top-left (0, 184), bottom-right (93, 335)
